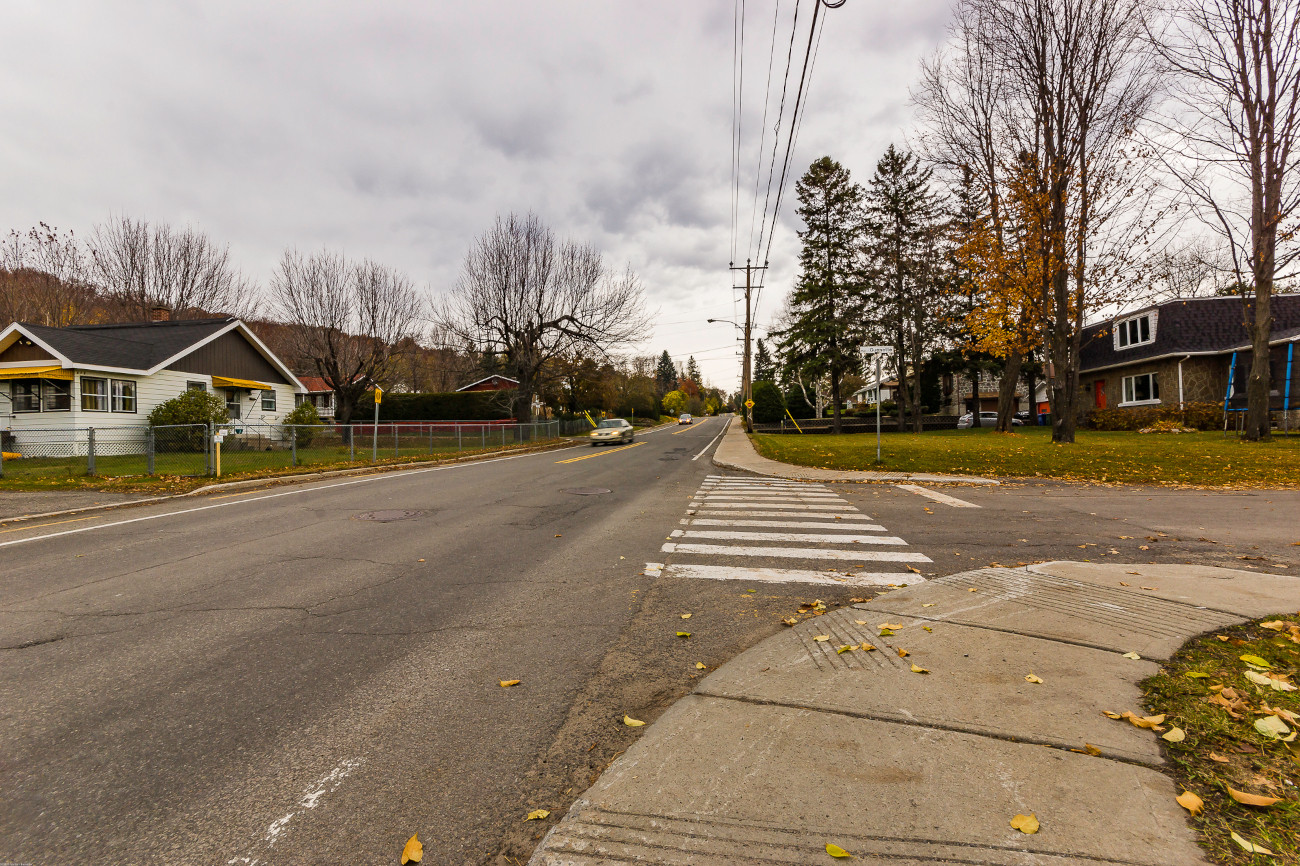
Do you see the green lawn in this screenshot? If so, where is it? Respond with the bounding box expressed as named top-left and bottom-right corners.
top-left (751, 427), bottom-right (1300, 486)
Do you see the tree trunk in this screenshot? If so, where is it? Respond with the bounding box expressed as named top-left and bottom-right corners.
top-left (969, 366), bottom-right (981, 427)
top-left (909, 350), bottom-right (924, 433)
top-left (1022, 362), bottom-right (1039, 426)
top-left (831, 371), bottom-right (843, 434)
top-left (996, 347), bottom-right (1023, 432)
top-left (1244, 288), bottom-right (1274, 441)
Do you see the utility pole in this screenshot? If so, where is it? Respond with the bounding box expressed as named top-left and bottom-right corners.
top-left (729, 259), bottom-right (768, 433)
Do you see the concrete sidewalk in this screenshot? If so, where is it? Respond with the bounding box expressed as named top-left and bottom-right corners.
top-left (712, 417), bottom-right (999, 484)
top-left (530, 561), bottom-right (1298, 864)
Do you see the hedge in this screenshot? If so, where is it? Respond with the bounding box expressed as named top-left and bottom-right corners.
top-left (376, 391), bottom-right (515, 421)
top-left (1083, 401), bottom-right (1225, 431)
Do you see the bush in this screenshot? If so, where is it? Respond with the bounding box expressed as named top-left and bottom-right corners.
top-left (377, 391), bottom-right (514, 421)
top-left (751, 380), bottom-right (785, 424)
top-left (1084, 401), bottom-right (1224, 432)
top-left (283, 401), bottom-right (324, 446)
top-left (662, 390), bottom-right (689, 416)
top-left (149, 389), bottom-right (228, 427)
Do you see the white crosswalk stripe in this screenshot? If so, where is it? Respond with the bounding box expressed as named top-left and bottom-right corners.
top-left (649, 475), bottom-right (933, 586)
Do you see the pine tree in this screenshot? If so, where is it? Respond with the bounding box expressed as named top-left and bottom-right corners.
top-left (862, 144), bottom-right (947, 433)
top-left (772, 156), bottom-right (867, 434)
top-left (654, 351), bottom-right (677, 395)
top-left (686, 356), bottom-right (701, 385)
top-left (753, 338), bottom-right (775, 382)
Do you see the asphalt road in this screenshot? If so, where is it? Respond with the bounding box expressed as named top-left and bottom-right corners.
top-left (3, 419), bottom-right (1296, 866)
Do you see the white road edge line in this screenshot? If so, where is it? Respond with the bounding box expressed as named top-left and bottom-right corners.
top-left (0, 447), bottom-right (566, 549)
top-left (895, 484), bottom-right (981, 508)
top-left (692, 419), bottom-right (731, 460)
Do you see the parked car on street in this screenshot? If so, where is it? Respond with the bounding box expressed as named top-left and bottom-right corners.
top-left (590, 418), bottom-right (635, 445)
top-left (957, 412), bottom-right (1023, 429)
top-left (678, 414), bottom-right (693, 425)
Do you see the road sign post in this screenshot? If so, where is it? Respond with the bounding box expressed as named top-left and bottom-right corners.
top-left (863, 347), bottom-right (894, 465)
top-left (373, 386), bottom-right (383, 462)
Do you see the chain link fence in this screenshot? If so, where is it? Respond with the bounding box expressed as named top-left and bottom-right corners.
top-left (0, 420), bottom-right (561, 480)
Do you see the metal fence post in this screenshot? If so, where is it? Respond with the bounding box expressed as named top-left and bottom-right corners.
top-left (394, 424), bottom-right (399, 458)
top-left (481, 425), bottom-right (485, 450)
top-left (457, 424), bottom-right (461, 452)
top-left (291, 426), bottom-right (298, 466)
top-left (429, 424), bottom-right (433, 455)
top-left (502, 425), bottom-right (506, 449)
top-left (349, 425), bottom-right (355, 462)
top-left (0, 443), bottom-right (5, 478)
top-left (87, 427), bottom-right (96, 475)
top-left (147, 427), bottom-right (155, 475)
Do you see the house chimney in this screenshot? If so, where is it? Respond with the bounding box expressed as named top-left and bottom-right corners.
top-left (151, 305), bottom-right (171, 322)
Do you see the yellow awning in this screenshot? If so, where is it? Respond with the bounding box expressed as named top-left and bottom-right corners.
top-left (0, 365), bottom-right (74, 381)
top-left (212, 376), bottom-right (273, 390)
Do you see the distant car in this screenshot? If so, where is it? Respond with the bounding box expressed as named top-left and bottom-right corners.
top-left (957, 412), bottom-right (1023, 429)
top-left (678, 414), bottom-right (693, 425)
top-left (590, 418), bottom-right (635, 445)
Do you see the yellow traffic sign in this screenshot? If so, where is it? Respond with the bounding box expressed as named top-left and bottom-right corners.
top-left (374, 386), bottom-right (383, 404)
top-left (744, 399), bottom-right (755, 408)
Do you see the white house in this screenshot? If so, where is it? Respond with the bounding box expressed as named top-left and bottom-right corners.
top-left (0, 315), bottom-right (305, 436)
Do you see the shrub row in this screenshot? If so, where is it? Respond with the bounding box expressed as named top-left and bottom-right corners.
top-left (377, 391), bottom-right (514, 421)
top-left (1083, 401), bottom-right (1225, 431)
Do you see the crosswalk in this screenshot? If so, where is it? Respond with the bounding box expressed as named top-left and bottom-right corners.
top-left (645, 475), bottom-right (932, 588)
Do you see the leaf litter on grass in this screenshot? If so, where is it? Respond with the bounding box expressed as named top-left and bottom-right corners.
top-left (1140, 615), bottom-right (1300, 865)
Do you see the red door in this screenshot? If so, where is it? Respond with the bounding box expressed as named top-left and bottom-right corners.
top-left (1094, 380), bottom-right (1107, 409)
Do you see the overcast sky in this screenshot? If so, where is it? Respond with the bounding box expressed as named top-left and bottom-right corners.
top-left (2, 1), bottom-right (952, 391)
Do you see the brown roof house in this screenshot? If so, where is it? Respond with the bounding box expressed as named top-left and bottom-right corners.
top-left (1078, 295), bottom-right (1300, 425)
top-left (0, 315), bottom-right (305, 433)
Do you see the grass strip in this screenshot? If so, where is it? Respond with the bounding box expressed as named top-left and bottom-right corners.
top-left (1142, 616), bottom-right (1300, 864)
top-left (751, 427), bottom-right (1300, 487)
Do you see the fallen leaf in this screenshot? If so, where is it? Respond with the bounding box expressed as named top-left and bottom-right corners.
top-left (897, 648), bottom-right (910, 657)
top-left (837, 645), bottom-right (853, 654)
top-left (402, 833), bottom-right (423, 865)
top-left (696, 662), bottom-right (706, 669)
top-left (1119, 535), bottom-right (1133, 539)
top-left (1246, 669), bottom-right (1298, 692)
top-left (623, 715), bottom-right (645, 727)
top-left (1009, 813), bottom-right (1039, 834)
top-left (1119, 582), bottom-right (1130, 586)
top-left (417, 559), bottom-right (425, 562)
top-left (921, 603), bottom-right (937, 607)
top-left (911, 663), bottom-right (929, 674)
top-left (1262, 702), bottom-right (1300, 724)
top-left (1084, 743), bottom-right (1102, 756)
top-left (1239, 654), bottom-right (1271, 668)
top-left (1141, 586), bottom-right (1158, 591)
top-left (860, 643), bottom-right (876, 651)
top-left (1254, 715), bottom-right (1292, 739)
top-left (1161, 727), bottom-right (1186, 743)
top-left (1230, 832), bottom-right (1274, 856)
top-left (1025, 673), bottom-right (1043, 684)
top-left (499, 680), bottom-right (521, 688)
top-left (1102, 710), bottom-right (1123, 719)
top-left (554, 534), bottom-right (562, 538)
top-left (1176, 790), bottom-right (1204, 816)
top-left (1216, 635), bottom-right (1230, 641)
top-left (1260, 620), bottom-right (1286, 631)
top-left (782, 617), bottom-right (799, 626)
top-left (879, 623), bottom-right (904, 629)
top-left (525, 809), bottom-right (550, 821)
top-left (1122, 652), bottom-right (1141, 660)
top-left (813, 635), bottom-right (830, 642)
top-left (855, 620), bottom-right (867, 625)
top-left (968, 587), bottom-right (978, 592)
top-left (906, 566), bottom-right (922, 574)
top-left (1209, 752), bottom-right (1230, 763)
top-left (676, 632), bottom-right (692, 638)
top-left (1139, 545), bottom-right (1149, 550)
top-left (879, 628), bottom-right (895, 637)
top-left (680, 613), bottom-right (692, 619)
top-left (922, 625), bottom-right (933, 632)
top-left (1227, 787), bottom-right (1281, 807)
top-left (825, 842), bottom-right (852, 858)
top-left (1185, 671), bottom-right (1211, 678)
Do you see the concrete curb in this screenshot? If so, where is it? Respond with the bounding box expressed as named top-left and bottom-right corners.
top-left (530, 561), bottom-right (1295, 865)
top-left (711, 416), bottom-right (1000, 484)
top-left (0, 438), bottom-right (582, 525)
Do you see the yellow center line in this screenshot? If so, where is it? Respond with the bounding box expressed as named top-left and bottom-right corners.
top-left (671, 424), bottom-right (704, 435)
top-left (556, 441), bottom-right (645, 463)
top-left (0, 515), bottom-right (102, 534)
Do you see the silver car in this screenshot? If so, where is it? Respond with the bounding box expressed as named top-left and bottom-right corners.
top-left (958, 412), bottom-right (1023, 428)
top-left (590, 418), bottom-right (635, 445)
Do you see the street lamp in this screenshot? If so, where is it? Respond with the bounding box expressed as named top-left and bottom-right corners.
top-left (708, 318), bottom-right (750, 424)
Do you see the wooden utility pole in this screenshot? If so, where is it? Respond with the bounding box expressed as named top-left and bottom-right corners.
top-left (729, 259), bottom-right (767, 433)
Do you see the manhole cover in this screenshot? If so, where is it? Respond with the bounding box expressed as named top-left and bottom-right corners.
top-left (560, 487), bottom-right (612, 495)
top-left (354, 510), bottom-right (424, 522)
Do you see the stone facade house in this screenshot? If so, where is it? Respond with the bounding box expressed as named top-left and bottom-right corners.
top-left (1078, 295), bottom-right (1300, 425)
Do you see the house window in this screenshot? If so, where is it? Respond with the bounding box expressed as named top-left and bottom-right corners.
top-left (81, 377), bottom-right (108, 411)
top-left (111, 379), bottom-right (136, 413)
top-left (1116, 314), bottom-right (1155, 348)
top-left (261, 389), bottom-right (276, 411)
top-left (226, 388), bottom-right (241, 420)
top-left (187, 381), bottom-right (207, 392)
top-left (43, 380), bottom-right (71, 411)
top-left (1121, 373), bottom-right (1160, 405)
top-left (11, 380), bottom-right (41, 412)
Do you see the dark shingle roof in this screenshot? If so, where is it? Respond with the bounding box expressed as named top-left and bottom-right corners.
top-left (21, 318), bottom-right (234, 371)
top-left (1080, 295), bottom-right (1300, 372)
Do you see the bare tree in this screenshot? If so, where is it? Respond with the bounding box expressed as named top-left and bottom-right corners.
top-left (435, 213), bottom-right (649, 423)
top-left (87, 215), bottom-right (258, 320)
top-left (0, 223), bottom-right (102, 326)
top-left (1153, 0), bottom-right (1300, 439)
top-left (270, 249), bottom-right (424, 425)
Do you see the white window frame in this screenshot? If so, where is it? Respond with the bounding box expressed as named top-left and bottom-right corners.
top-left (1113, 312), bottom-right (1157, 350)
top-left (43, 379), bottom-right (71, 412)
top-left (81, 377), bottom-right (109, 412)
top-left (111, 379), bottom-right (137, 413)
top-left (1120, 372), bottom-right (1161, 406)
top-left (261, 389), bottom-right (276, 411)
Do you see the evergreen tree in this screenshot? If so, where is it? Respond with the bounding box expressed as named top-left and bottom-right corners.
top-left (686, 356), bottom-right (701, 385)
top-left (862, 144), bottom-right (948, 433)
top-left (654, 350), bottom-right (677, 395)
top-left (772, 156), bottom-right (867, 434)
top-left (753, 338), bottom-right (775, 382)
